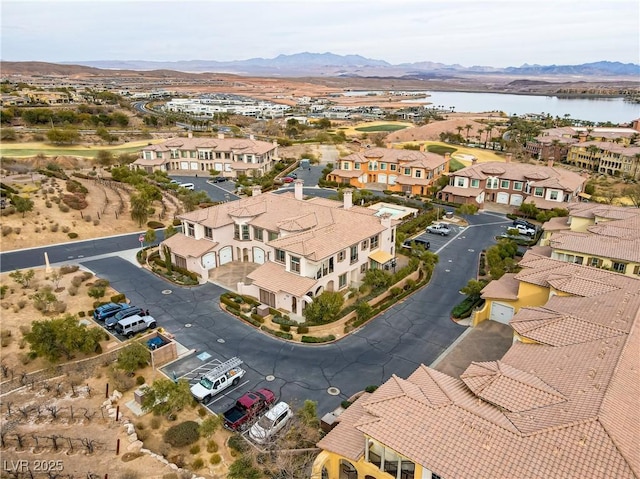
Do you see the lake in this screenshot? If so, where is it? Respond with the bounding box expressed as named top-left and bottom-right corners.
top-left (343, 90), bottom-right (639, 124)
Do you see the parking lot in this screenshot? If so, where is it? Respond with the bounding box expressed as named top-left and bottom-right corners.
top-left (168, 175), bottom-right (238, 202)
top-left (405, 222), bottom-right (467, 253)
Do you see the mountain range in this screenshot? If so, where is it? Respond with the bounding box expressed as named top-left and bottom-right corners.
top-left (66, 52), bottom-right (640, 78)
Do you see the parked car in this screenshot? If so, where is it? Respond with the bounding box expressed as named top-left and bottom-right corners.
top-left (93, 302), bottom-right (130, 322)
top-left (282, 176), bottom-right (295, 183)
top-left (212, 176), bottom-right (227, 183)
top-left (288, 172), bottom-right (297, 179)
top-left (513, 218), bottom-right (536, 230)
top-left (114, 314), bottom-right (156, 338)
top-left (401, 238), bottom-right (430, 251)
top-left (513, 224), bottom-right (536, 237)
top-left (426, 223), bottom-right (451, 236)
top-left (180, 183), bottom-right (195, 190)
top-left (223, 388), bottom-right (276, 431)
top-left (249, 401), bottom-right (293, 444)
top-left (190, 357), bottom-right (246, 403)
top-left (169, 179), bottom-right (180, 185)
top-left (105, 306), bottom-right (145, 329)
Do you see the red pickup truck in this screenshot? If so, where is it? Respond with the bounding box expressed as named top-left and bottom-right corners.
top-left (223, 388), bottom-right (276, 431)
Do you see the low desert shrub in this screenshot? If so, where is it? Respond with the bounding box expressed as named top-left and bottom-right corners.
top-left (164, 421), bottom-right (200, 447)
top-left (1, 226), bottom-right (12, 236)
top-left (150, 416), bottom-right (162, 430)
top-left (68, 232), bottom-right (78, 239)
top-left (209, 454), bottom-right (221, 465)
top-left (189, 445), bottom-right (201, 455)
top-left (61, 225), bottom-right (70, 233)
top-left (50, 223), bottom-right (59, 232)
top-left (136, 375), bottom-right (146, 386)
top-left (206, 440), bottom-right (218, 453)
top-left (297, 325), bottom-right (309, 334)
top-left (191, 458), bottom-right (204, 470)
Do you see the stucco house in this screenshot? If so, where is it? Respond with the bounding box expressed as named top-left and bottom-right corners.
top-left (439, 156), bottom-right (586, 210)
top-left (132, 133), bottom-right (279, 178)
top-left (312, 253), bottom-right (639, 479)
top-left (160, 181), bottom-right (397, 316)
top-left (327, 146), bottom-right (449, 196)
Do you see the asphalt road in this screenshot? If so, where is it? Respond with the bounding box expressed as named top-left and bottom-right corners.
top-left (72, 212), bottom-right (509, 416)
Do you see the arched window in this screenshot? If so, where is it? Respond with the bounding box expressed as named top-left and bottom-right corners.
top-left (340, 459), bottom-right (357, 479)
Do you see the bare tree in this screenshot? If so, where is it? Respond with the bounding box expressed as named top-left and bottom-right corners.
top-left (18, 405), bottom-right (30, 420)
top-left (46, 404), bottom-right (60, 420)
top-left (83, 408), bottom-right (96, 422)
top-left (4, 400), bottom-right (14, 417)
top-left (49, 434), bottom-right (61, 451)
top-left (81, 437), bottom-right (97, 454)
top-left (14, 432), bottom-right (25, 449)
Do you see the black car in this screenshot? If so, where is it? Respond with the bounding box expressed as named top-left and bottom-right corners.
top-left (105, 306), bottom-right (145, 329)
top-left (402, 238), bottom-right (431, 250)
top-left (513, 218), bottom-right (536, 231)
top-left (212, 176), bottom-right (227, 183)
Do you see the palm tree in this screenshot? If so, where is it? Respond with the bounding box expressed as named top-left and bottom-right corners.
top-left (477, 129), bottom-right (484, 146)
top-left (464, 124), bottom-right (472, 143)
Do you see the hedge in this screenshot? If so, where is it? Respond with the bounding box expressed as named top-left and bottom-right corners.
top-left (147, 220), bottom-right (165, 229)
top-left (260, 326), bottom-right (293, 340)
top-left (164, 421), bottom-right (200, 447)
top-left (241, 314), bottom-right (262, 327)
top-left (451, 296), bottom-right (483, 319)
top-left (110, 293), bottom-right (126, 303)
top-left (250, 313), bottom-right (265, 324)
top-left (301, 335), bottom-right (336, 343)
top-left (271, 316), bottom-right (297, 327)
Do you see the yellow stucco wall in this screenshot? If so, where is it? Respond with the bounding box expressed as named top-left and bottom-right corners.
top-left (311, 449), bottom-right (430, 479)
top-left (568, 216), bottom-right (593, 232)
top-left (473, 281), bottom-right (552, 326)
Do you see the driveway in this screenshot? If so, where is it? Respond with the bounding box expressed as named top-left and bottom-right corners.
top-left (80, 212), bottom-right (510, 415)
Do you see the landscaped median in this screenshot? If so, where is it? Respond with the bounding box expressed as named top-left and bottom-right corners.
top-left (219, 256), bottom-right (436, 343)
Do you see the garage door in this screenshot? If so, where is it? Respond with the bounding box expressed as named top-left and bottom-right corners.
top-left (489, 302), bottom-right (515, 324)
top-left (253, 247), bottom-right (265, 264)
top-left (180, 161), bottom-right (189, 170)
top-left (378, 173), bottom-right (387, 184)
top-left (190, 162), bottom-right (199, 170)
top-left (496, 192), bottom-right (509, 204)
top-left (510, 194), bottom-right (523, 206)
top-left (219, 246), bottom-right (232, 265)
top-left (388, 175), bottom-right (397, 185)
top-left (202, 252), bottom-right (216, 270)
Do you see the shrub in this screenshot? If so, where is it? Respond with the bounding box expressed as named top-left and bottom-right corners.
top-left (341, 400), bottom-right (352, 409)
top-left (111, 293), bottom-right (126, 303)
top-left (227, 434), bottom-right (248, 453)
top-left (206, 440), bottom-right (219, 453)
top-left (209, 453), bottom-right (222, 465)
top-left (297, 325), bottom-right (309, 334)
top-left (62, 193), bottom-right (87, 210)
top-left (163, 421), bottom-right (200, 447)
top-left (52, 301), bottom-right (67, 313)
top-left (77, 310), bottom-right (85, 317)
top-left (61, 264), bottom-right (79, 275)
top-left (136, 375), bottom-right (146, 386)
top-left (250, 313), bottom-right (265, 324)
top-left (198, 406), bottom-right (207, 417)
top-left (365, 385), bottom-right (379, 393)
top-left (301, 335), bottom-right (336, 343)
top-left (150, 416), bottom-right (162, 429)
top-left (50, 223), bottom-right (59, 232)
top-left (279, 323), bottom-right (291, 332)
top-left (1, 225), bottom-right (12, 236)
top-left (147, 221), bottom-right (164, 229)
top-left (260, 325), bottom-right (293, 340)
top-left (94, 278), bottom-right (110, 288)
top-left (190, 444), bottom-right (201, 454)
top-left (84, 214), bottom-right (92, 222)
top-left (68, 232), bottom-right (78, 239)
top-left (58, 203), bottom-right (70, 212)
top-left (191, 458), bottom-right (204, 470)
top-left (71, 276), bottom-right (83, 287)
top-left (61, 225), bottom-right (70, 232)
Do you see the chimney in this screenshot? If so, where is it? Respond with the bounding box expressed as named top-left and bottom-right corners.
top-left (218, 133), bottom-right (225, 139)
top-left (249, 134), bottom-right (255, 140)
top-left (419, 143), bottom-right (425, 152)
top-left (343, 189), bottom-right (353, 210)
top-left (548, 158), bottom-right (554, 168)
top-left (294, 179), bottom-right (304, 200)
top-left (444, 152), bottom-right (451, 161)
top-left (471, 157), bottom-right (478, 165)
top-left (386, 143), bottom-right (392, 149)
top-left (187, 131), bottom-right (193, 138)
top-left (251, 185), bottom-right (262, 196)
top-left (380, 212), bottom-right (392, 229)
top-left (505, 153), bottom-right (512, 163)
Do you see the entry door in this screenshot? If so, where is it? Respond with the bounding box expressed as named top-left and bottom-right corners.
top-left (219, 246), bottom-right (233, 265)
top-left (253, 247), bottom-right (265, 264)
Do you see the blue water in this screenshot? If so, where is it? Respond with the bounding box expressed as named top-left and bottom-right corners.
top-left (343, 90), bottom-right (639, 124)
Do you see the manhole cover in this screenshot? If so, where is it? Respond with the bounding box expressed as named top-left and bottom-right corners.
top-left (217, 338), bottom-right (225, 343)
top-left (161, 289), bottom-right (172, 295)
top-left (185, 323), bottom-right (192, 328)
top-left (266, 375), bottom-right (275, 382)
top-left (327, 387), bottom-right (340, 396)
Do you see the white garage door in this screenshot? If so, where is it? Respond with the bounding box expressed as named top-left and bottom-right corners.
top-left (180, 161), bottom-right (189, 170)
top-left (510, 194), bottom-right (523, 206)
top-left (190, 162), bottom-right (199, 170)
top-left (219, 246), bottom-right (232, 265)
top-left (496, 192), bottom-right (509, 204)
top-left (388, 175), bottom-right (397, 185)
top-left (253, 247), bottom-right (265, 264)
top-left (378, 173), bottom-right (387, 184)
top-left (202, 252), bottom-right (216, 269)
top-left (489, 302), bottom-right (515, 324)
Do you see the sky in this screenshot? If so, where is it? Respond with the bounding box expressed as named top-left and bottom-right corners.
top-left (1, 0), bottom-right (639, 68)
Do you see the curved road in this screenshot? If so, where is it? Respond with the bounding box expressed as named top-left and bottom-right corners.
top-left (18, 212), bottom-right (510, 415)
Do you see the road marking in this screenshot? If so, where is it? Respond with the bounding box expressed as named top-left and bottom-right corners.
top-left (206, 379), bottom-right (251, 406)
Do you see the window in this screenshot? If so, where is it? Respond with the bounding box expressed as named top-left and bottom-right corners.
top-left (431, 474), bottom-right (442, 479)
top-left (204, 227), bottom-right (213, 239)
top-left (259, 289), bottom-right (275, 307)
top-left (534, 187), bottom-right (544, 197)
top-left (471, 179), bottom-right (480, 188)
top-left (549, 190), bottom-right (559, 200)
top-left (339, 273), bottom-right (347, 289)
top-left (181, 150), bottom-right (188, 158)
top-left (174, 255), bottom-right (187, 269)
top-left (456, 177), bottom-right (465, 187)
top-left (415, 170), bottom-right (422, 178)
top-left (290, 256), bottom-right (300, 273)
top-left (268, 231), bottom-right (278, 241)
top-left (275, 249), bottom-right (285, 263)
top-left (360, 263), bottom-right (368, 273)
top-left (354, 163), bottom-right (361, 170)
top-left (342, 162), bottom-right (349, 170)
top-left (380, 162), bottom-right (387, 170)
top-left (612, 262), bottom-right (627, 273)
top-left (240, 225), bottom-right (249, 240)
top-left (513, 181), bottom-right (523, 191)
top-left (361, 239), bottom-right (369, 250)
top-left (350, 245), bottom-right (358, 264)
top-left (234, 224), bottom-right (240, 240)
top-left (390, 164), bottom-right (397, 171)
top-left (254, 227), bottom-right (263, 241)
top-left (500, 179), bottom-right (510, 189)
top-left (589, 257), bottom-right (602, 267)
top-left (400, 461), bottom-right (415, 479)
top-left (190, 151), bottom-right (196, 158)
top-left (338, 250), bottom-right (346, 262)
top-left (634, 265), bottom-right (640, 276)
top-left (187, 223), bottom-right (195, 237)
top-left (370, 235), bottom-right (379, 249)
top-left (486, 177), bottom-right (499, 189)
top-left (404, 168), bottom-right (411, 175)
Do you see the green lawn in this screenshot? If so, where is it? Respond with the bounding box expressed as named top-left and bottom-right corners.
top-left (426, 145), bottom-right (457, 155)
top-left (0, 145), bottom-right (142, 158)
top-left (354, 124), bottom-right (409, 133)
top-left (449, 158), bottom-right (466, 172)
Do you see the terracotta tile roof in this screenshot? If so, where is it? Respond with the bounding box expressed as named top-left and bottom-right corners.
top-left (550, 230), bottom-right (640, 263)
top-left (524, 195), bottom-right (573, 210)
top-left (542, 216), bottom-right (571, 231)
top-left (441, 184), bottom-right (484, 198)
top-left (317, 256), bottom-right (640, 479)
top-left (132, 157), bottom-right (167, 166)
top-left (246, 261), bottom-right (317, 297)
top-left (328, 168), bottom-right (363, 178)
top-left (142, 136), bottom-right (277, 155)
top-left (394, 176), bottom-right (434, 186)
top-left (480, 273), bottom-right (519, 300)
top-left (567, 203), bottom-right (640, 221)
top-left (162, 233), bottom-right (217, 258)
top-left (342, 147), bottom-right (448, 170)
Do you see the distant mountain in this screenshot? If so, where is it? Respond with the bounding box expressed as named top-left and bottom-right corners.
top-left (47, 53), bottom-right (640, 78)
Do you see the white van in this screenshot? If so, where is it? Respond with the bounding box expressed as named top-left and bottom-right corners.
top-left (180, 183), bottom-right (195, 190)
top-left (249, 401), bottom-right (292, 444)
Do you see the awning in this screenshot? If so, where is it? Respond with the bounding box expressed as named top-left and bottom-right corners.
top-left (369, 250), bottom-right (395, 265)
top-left (578, 192), bottom-right (592, 199)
